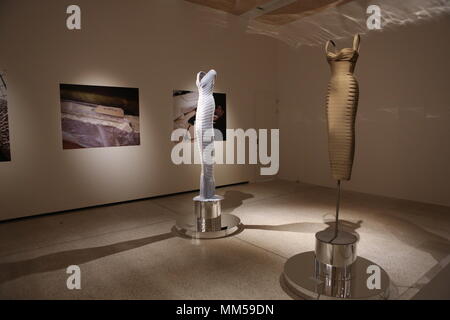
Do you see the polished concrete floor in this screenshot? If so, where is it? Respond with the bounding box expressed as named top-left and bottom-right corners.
top-left (0, 179), bottom-right (449, 299)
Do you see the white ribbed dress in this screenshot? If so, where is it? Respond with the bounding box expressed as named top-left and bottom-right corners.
top-left (195, 69), bottom-right (217, 200)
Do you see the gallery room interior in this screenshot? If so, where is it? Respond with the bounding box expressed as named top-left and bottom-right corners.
top-left (0, 0), bottom-right (449, 301)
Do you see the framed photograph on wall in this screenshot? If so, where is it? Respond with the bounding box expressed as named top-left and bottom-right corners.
top-left (173, 90), bottom-right (226, 142)
top-left (0, 70), bottom-right (11, 162)
top-left (60, 84), bottom-right (140, 149)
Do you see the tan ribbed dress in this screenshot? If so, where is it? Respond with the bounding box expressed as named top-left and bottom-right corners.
top-left (325, 34), bottom-right (360, 181)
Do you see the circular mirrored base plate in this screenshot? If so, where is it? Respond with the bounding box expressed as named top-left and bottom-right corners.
top-left (283, 251), bottom-right (390, 300)
top-left (175, 214), bottom-right (242, 239)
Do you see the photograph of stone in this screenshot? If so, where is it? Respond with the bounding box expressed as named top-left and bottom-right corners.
top-left (0, 70), bottom-right (10, 162)
top-left (60, 84), bottom-right (140, 149)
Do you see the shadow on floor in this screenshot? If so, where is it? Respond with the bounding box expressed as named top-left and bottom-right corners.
top-left (221, 190), bottom-right (254, 214)
top-left (244, 222), bottom-right (325, 233)
top-left (219, 189), bottom-right (362, 239)
top-left (219, 189), bottom-right (363, 240)
top-left (381, 214), bottom-right (450, 262)
top-left (0, 231), bottom-right (175, 285)
top-left (0, 190), bottom-right (255, 285)
top-left (243, 219), bottom-right (362, 237)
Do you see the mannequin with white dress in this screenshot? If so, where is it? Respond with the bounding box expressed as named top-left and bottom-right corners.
top-left (195, 69), bottom-right (217, 200)
top-left (175, 69), bottom-right (241, 239)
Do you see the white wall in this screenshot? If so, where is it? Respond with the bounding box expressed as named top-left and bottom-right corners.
top-left (0, 0), bottom-right (278, 220)
top-left (277, 17), bottom-right (450, 207)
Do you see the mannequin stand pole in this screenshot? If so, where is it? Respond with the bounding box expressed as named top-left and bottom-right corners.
top-left (334, 180), bottom-right (341, 239)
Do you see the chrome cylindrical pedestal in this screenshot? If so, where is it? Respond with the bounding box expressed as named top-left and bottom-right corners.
top-left (314, 229), bottom-right (358, 280)
top-left (282, 229), bottom-right (390, 300)
top-left (313, 229), bottom-right (358, 298)
top-left (194, 197), bottom-right (222, 232)
top-left (175, 195), bottom-right (241, 239)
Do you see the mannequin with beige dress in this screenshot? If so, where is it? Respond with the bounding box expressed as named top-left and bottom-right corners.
top-left (314, 34), bottom-right (362, 293)
top-left (283, 35), bottom-right (390, 299)
top-left (324, 33), bottom-right (360, 239)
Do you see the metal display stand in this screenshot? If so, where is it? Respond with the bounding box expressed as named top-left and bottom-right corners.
top-left (175, 196), bottom-right (241, 239)
top-left (283, 181), bottom-right (390, 299)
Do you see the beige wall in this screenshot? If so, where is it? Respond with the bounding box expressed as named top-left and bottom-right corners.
top-left (277, 17), bottom-right (450, 207)
top-left (1, 0), bottom-right (448, 221)
top-left (0, 0), bottom-right (278, 220)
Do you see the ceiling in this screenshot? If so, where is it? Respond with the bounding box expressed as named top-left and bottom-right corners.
top-left (184, 0), bottom-right (354, 25)
top-left (184, 0), bottom-right (275, 16)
